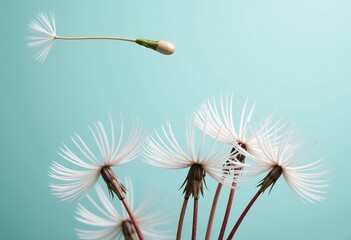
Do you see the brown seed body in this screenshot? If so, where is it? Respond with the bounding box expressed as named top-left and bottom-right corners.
top-left (181, 164), bottom-right (206, 199)
top-left (122, 220), bottom-right (137, 240)
top-left (100, 166), bottom-right (126, 199)
top-left (258, 165), bottom-right (283, 193)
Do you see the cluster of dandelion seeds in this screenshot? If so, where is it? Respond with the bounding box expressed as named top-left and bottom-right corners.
top-left (30, 11), bottom-right (329, 240)
top-left (48, 94), bottom-right (328, 240)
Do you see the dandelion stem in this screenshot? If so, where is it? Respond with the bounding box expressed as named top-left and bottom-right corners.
top-left (205, 183), bottom-right (223, 240)
top-left (121, 198), bottom-right (144, 240)
top-left (218, 182), bottom-right (237, 240)
top-left (177, 197), bottom-right (188, 240)
top-left (227, 191), bottom-right (261, 240)
top-left (192, 199), bottom-right (199, 240)
top-left (55, 36), bottom-right (136, 42)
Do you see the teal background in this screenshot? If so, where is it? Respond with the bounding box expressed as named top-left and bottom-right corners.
top-left (1, 0), bottom-right (350, 239)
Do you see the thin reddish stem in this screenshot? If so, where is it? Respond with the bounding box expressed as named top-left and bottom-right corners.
top-left (218, 182), bottom-right (237, 240)
top-left (227, 191), bottom-right (261, 240)
top-left (205, 183), bottom-right (223, 240)
top-left (192, 199), bottom-right (199, 240)
top-left (177, 198), bottom-right (189, 240)
top-left (121, 198), bottom-right (144, 240)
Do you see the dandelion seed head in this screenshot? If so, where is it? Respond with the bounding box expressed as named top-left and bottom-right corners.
top-left (243, 121), bottom-right (329, 203)
top-left (144, 117), bottom-right (242, 197)
top-left (76, 180), bottom-right (173, 240)
top-left (27, 11), bottom-right (57, 63)
top-left (49, 116), bottom-right (144, 201)
top-left (195, 94), bottom-right (260, 156)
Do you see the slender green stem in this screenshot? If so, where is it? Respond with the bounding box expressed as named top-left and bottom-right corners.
top-left (205, 183), bottom-right (223, 240)
top-left (177, 198), bottom-right (189, 240)
top-left (192, 199), bottom-right (199, 240)
top-left (227, 191), bottom-right (261, 240)
top-left (55, 36), bottom-right (136, 42)
top-left (218, 182), bottom-right (237, 240)
top-left (121, 198), bottom-right (144, 240)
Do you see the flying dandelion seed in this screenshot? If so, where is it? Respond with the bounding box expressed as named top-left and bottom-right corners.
top-left (27, 12), bottom-right (176, 63)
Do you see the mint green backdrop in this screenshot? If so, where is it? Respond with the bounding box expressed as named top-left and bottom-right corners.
top-left (1, 0), bottom-right (350, 239)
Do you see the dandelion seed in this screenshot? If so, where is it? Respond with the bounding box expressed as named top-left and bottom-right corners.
top-left (49, 115), bottom-right (144, 201)
top-left (76, 179), bottom-right (172, 240)
top-left (195, 94), bottom-right (263, 240)
top-left (227, 122), bottom-right (328, 239)
top-left (49, 115), bottom-right (145, 239)
top-left (26, 12), bottom-right (175, 63)
top-left (144, 117), bottom-right (238, 240)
